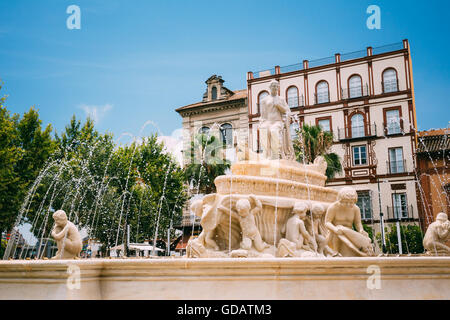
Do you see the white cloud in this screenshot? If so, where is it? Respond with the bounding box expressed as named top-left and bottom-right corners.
top-left (157, 128), bottom-right (184, 166)
top-left (79, 104), bottom-right (113, 124)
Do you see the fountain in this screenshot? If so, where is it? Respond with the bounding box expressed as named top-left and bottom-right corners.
top-left (0, 81), bottom-right (449, 300)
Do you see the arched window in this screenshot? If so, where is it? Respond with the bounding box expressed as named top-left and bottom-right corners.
top-left (349, 75), bottom-right (362, 98)
top-left (257, 91), bottom-right (269, 113)
top-left (287, 86), bottom-right (299, 108)
top-left (316, 81), bottom-right (329, 104)
top-left (351, 114), bottom-right (365, 138)
top-left (220, 123), bottom-right (233, 147)
top-left (383, 69), bottom-right (398, 93)
top-left (199, 126), bottom-right (210, 135)
top-left (211, 86), bottom-right (217, 100)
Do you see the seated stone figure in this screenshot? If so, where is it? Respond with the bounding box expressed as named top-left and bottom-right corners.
top-left (277, 202), bottom-right (317, 257)
top-left (51, 210), bottom-right (82, 259)
top-left (307, 203), bottom-right (339, 257)
top-left (423, 212), bottom-right (450, 256)
top-left (236, 195), bottom-right (268, 252)
top-left (286, 202), bottom-right (316, 251)
top-left (325, 187), bottom-right (374, 257)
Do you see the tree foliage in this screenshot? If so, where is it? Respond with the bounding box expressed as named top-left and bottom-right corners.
top-left (376, 224), bottom-right (424, 254)
top-left (184, 132), bottom-right (230, 194)
top-left (0, 83), bottom-right (55, 234)
top-left (293, 124), bottom-right (342, 179)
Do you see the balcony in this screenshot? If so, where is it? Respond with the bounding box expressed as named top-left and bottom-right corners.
top-left (337, 123), bottom-right (377, 141)
top-left (341, 84), bottom-right (369, 100)
top-left (387, 159), bottom-right (406, 174)
top-left (386, 204), bottom-right (414, 221)
top-left (314, 92), bottom-right (330, 105)
top-left (383, 120), bottom-right (404, 135)
top-left (381, 80), bottom-right (399, 94)
top-left (287, 95), bottom-right (305, 108)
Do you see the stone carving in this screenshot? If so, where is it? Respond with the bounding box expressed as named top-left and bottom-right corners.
top-left (277, 202), bottom-right (317, 257)
top-left (236, 195), bottom-right (269, 252)
top-left (259, 80), bottom-right (295, 160)
top-left (325, 187), bottom-right (374, 257)
top-left (306, 203), bottom-right (339, 257)
top-left (191, 194), bottom-right (220, 250)
top-left (423, 212), bottom-right (450, 256)
top-left (50, 210), bottom-right (82, 259)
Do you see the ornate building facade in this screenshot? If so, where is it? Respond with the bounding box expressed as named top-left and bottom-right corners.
top-left (175, 75), bottom-right (248, 166)
top-left (246, 40), bottom-right (420, 236)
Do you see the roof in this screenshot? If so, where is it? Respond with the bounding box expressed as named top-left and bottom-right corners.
top-left (417, 129), bottom-right (450, 154)
top-left (417, 128), bottom-right (450, 137)
top-left (175, 89), bottom-right (247, 113)
top-left (175, 235), bottom-right (197, 250)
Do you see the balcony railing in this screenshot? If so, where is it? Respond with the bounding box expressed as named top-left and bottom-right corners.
top-left (383, 120), bottom-right (403, 135)
top-left (337, 123), bottom-right (377, 140)
top-left (287, 95), bottom-right (305, 108)
top-left (252, 67), bottom-right (276, 79)
top-left (314, 92), bottom-right (330, 104)
top-left (386, 204), bottom-right (413, 220)
top-left (387, 159), bottom-right (406, 174)
top-left (341, 84), bottom-right (369, 100)
top-left (382, 80), bottom-right (398, 93)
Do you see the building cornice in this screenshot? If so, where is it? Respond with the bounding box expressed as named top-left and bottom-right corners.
top-left (177, 98), bottom-right (247, 117)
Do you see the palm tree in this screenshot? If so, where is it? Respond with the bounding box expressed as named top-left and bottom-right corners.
top-left (184, 132), bottom-right (230, 194)
top-left (293, 124), bottom-right (342, 179)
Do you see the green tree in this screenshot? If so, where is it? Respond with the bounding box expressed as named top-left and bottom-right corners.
top-left (96, 135), bottom-right (187, 254)
top-left (0, 88), bottom-right (21, 234)
top-left (376, 224), bottom-right (424, 254)
top-left (28, 116), bottom-right (115, 243)
top-left (293, 124), bottom-right (342, 179)
top-left (184, 132), bottom-right (230, 194)
top-left (0, 83), bottom-right (55, 235)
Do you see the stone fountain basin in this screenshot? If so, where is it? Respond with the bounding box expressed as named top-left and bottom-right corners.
top-left (211, 194), bottom-right (335, 250)
top-left (215, 175), bottom-right (338, 203)
top-left (0, 257), bottom-right (449, 299)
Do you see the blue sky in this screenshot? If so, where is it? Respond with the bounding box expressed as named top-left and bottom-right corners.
top-left (0, 0), bottom-right (449, 141)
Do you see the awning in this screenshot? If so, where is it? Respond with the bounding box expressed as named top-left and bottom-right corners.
top-left (128, 244), bottom-right (164, 252)
top-left (175, 236), bottom-right (197, 250)
top-left (110, 243), bottom-right (164, 252)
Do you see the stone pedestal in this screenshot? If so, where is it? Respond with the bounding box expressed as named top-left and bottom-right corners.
top-left (0, 257), bottom-right (449, 299)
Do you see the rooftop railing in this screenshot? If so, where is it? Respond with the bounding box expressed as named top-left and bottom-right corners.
top-left (250, 41), bottom-right (406, 79)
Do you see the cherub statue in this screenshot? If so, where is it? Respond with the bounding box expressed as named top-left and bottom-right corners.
top-left (423, 212), bottom-right (450, 256)
top-left (236, 195), bottom-right (268, 252)
top-left (325, 187), bottom-right (374, 257)
top-left (51, 210), bottom-right (82, 259)
top-left (306, 203), bottom-right (339, 257)
top-left (285, 202), bottom-right (317, 252)
top-left (191, 194), bottom-right (220, 250)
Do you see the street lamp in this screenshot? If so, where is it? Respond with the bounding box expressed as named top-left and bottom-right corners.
top-left (377, 178), bottom-right (387, 253)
